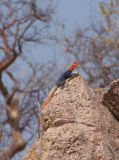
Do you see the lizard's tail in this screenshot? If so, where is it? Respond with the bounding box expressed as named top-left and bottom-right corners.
top-left (38, 85), bottom-right (57, 129)
top-left (41, 85), bottom-right (57, 111)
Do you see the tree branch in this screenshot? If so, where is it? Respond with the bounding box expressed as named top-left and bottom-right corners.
top-left (0, 72), bottom-right (9, 98)
top-left (0, 29), bottom-right (10, 57)
top-left (0, 54), bottom-right (18, 71)
top-left (0, 128), bottom-right (26, 160)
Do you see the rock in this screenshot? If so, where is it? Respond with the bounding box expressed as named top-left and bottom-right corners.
top-left (103, 79), bottom-right (119, 121)
top-left (21, 74), bottom-right (119, 160)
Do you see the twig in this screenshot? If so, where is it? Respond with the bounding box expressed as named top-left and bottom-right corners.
top-left (34, 98), bottom-right (43, 160)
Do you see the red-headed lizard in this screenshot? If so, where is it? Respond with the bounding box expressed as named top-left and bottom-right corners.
top-left (38, 62), bottom-right (79, 128)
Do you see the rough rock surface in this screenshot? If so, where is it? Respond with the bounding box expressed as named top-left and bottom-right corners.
top-left (103, 79), bottom-right (119, 121)
top-left (21, 74), bottom-right (119, 160)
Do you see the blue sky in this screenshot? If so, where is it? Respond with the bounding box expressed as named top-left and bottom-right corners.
top-left (58, 0), bottom-right (101, 31)
top-left (25, 0), bottom-right (102, 66)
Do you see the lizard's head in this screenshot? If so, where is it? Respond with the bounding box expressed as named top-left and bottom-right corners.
top-left (67, 62), bottom-right (79, 70)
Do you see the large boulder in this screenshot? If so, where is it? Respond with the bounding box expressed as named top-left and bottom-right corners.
top-left (21, 74), bottom-right (119, 160)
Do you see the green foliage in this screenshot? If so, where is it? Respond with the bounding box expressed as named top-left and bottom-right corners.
top-left (99, 3), bottom-right (108, 16)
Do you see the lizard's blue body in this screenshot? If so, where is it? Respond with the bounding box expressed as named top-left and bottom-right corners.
top-left (55, 70), bottom-right (72, 86)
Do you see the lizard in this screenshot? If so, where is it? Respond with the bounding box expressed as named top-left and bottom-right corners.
top-left (38, 61), bottom-right (79, 128)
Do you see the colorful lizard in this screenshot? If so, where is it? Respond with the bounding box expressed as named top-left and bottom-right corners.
top-left (38, 62), bottom-right (79, 128)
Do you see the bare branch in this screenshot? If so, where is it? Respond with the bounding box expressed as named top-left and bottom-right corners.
top-left (18, 20), bottom-right (35, 41)
top-left (0, 29), bottom-right (9, 57)
top-left (0, 128), bottom-right (26, 160)
top-left (0, 95), bottom-right (26, 160)
top-left (0, 54), bottom-right (18, 71)
top-left (35, 98), bottom-right (43, 160)
top-left (0, 72), bottom-right (9, 98)
top-left (5, 70), bottom-right (17, 84)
